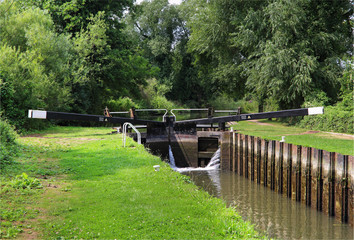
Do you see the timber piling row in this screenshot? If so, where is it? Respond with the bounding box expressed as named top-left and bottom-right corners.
top-left (221, 132), bottom-right (353, 225)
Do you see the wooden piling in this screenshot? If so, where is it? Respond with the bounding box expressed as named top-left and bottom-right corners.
top-left (261, 139), bottom-right (268, 186)
top-left (293, 146), bottom-right (302, 202)
top-left (256, 138), bottom-right (262, 184)
top-left (232, 132), bottom-right (237, 173)
top-left (250, 136), bottom-right (255, 181)
top-left (311, 149), bottom-right (323, 211)
top-left (244, 135), bottom-right (249, 178)
top-left (283, 143), bottom-right (292, 198)
top-left (301, 147), bottom-right (311, 205)
top-left (223, 132), bottom-right (353, 225)
top-left (322, 151), bottom-right (332, 216)
top-left (239, 134), bottom-right (244, 176)
top-left (275, 141), bottom-right (284, 194)
top-left (221, 132), bottom-right (231, 171)
top-left (334, 153), bottom-right (346, 222)
top-left (348, 155), bottom-right (353, 225)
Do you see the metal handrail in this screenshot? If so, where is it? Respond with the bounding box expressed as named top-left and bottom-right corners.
top-left (214, 110), bottom-right (239, 113)
top-left (170, 108), bottom-right (209, 121)
top-left (122, 122), bottom-right (141, 147)
top-left (110, 111), bottom-right (129, 114)
top-left (135, 109), bottom-right (169, 121)
top-left (112, 109), bottom-right (168, 121)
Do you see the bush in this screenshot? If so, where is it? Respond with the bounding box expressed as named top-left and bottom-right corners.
top-left (297, 106), bottom-right (354, 134)
top-left (236, 100), bottom-right (259, 113)
top-left (106, 97), bottom-right (141, 111)
top-left (0, 120), bottom-right (19, 168)
top-left (209, 94), bottom-right (240, 109)
top-left (11, 173), bottom-right (42, 190)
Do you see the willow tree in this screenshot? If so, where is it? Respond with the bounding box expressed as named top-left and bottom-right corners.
top-left (234, 0), bottom-right (353, 109)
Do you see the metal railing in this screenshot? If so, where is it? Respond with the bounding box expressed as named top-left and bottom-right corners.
top-left (122, 122), bottom-right (141, 147)
top-left (111, 109), bottom-right (168, 121)
top-left (170, 108), bottom-right (208, 121)
top-left (170, 108), bottom-right (240, 121)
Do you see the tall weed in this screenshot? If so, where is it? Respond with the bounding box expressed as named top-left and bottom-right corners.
top-left (0, 120), bottom-right (19, 168)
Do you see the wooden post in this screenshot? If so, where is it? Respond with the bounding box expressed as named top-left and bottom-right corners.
top-left (262, 139), bottom-right (269, 187)
top-left (250, 136), bottom-right (255, 181)
top-left (348, 155), bottom-right (353, 225)
top-left (283, 143), bottom-right (292, 198)
top-left (295, 146), bottom-right (302, 202)
top-left (244, 135), bottom-right (249, 178)
top-left (129, 107), bottom-right (136, 120)
top-left (322, 150), bottom-right (331, 215)
top-left (221, 132), bottom-right (231, 170)
top-left (311, 149), bottom-right (323, 212)
top-left (334, 153), bottom-right (346, 222)
top-left (270, 140), bottom-right (276, 191)
top-left (329, 152), bottom-right (336, 217)
top-left (239, 134), bottom-right (244, 176)
top-left (276, 141), bottom-right (284, 194)
top-left (301, 147), bottom-right (311, 205)
top-left (256, 138), bottom-right (262, 184)
top-left (232, 132), bottom-right (237, 173)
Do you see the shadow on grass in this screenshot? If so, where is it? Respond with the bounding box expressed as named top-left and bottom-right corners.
top-left (59, 142), bottom-right (162, 181)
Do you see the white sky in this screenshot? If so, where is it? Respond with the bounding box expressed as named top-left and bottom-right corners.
top-left (136, 0), bottom-right (182, 5)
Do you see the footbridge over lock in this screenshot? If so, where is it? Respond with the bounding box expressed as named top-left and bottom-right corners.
top-left (29, 106), bottom-right (354, 226)
top-left (29, 107), bottom-right (324, 168)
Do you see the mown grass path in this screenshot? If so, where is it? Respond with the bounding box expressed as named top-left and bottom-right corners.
top-left (1, 127), bottom-right (263, 239)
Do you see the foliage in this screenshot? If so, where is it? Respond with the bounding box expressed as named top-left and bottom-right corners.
top-left (209, 94), bottom-right (240, 110)
top-left (0, 120), bottom-right (19, 168)
top-left (233, 0), bottom-right (353, 109)
top-left (0, 3), bottom-right (73, 130)
top-left (11, 173), bottom-right (43, 190)
top-left (141, 78), bottom-right (179, 109)
top-left (106, 97), bottom-right (141, 111)
top-left (186, 0), bottom-right (352, 109)
top-left (298, 106), bottom-right (354, 134)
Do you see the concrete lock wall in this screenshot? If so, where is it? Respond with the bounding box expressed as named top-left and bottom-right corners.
top-left (221, 132), bottom-right (353, 225)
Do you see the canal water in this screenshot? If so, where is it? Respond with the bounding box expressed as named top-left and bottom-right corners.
top-left (183, 170), bottom-right (353, 239)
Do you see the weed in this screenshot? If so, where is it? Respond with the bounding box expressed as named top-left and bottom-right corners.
top-left (11, 173), bottom-right (42, 190)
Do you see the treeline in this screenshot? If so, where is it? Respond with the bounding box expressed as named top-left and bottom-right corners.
top-left (0, 0), bottom-right (353, 133)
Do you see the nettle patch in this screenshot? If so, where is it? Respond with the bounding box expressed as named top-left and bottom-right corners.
top-left (0, 173), bottom-right (43, 239)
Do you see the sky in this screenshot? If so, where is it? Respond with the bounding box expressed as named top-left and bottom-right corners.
top-left (136, 0), bottom-right (182, 5)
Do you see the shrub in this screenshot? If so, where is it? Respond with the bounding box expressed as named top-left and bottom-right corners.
top-left (0, 120), bottom-right (19, 168)
top-left (209, 94), bottom-right (240, 109)
top-left (11, 173), bottom-right (42, 190)
top-left (297, 106), bottom-right (354, 134)
top-left (106, 97), bottom-right (141, 111)
top-left (236, 99), bottom-right (259, 113)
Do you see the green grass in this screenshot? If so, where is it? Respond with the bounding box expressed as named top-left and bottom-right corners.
top-left (1, 126), bottom-right (262, 239)
top-left (232, 120), bottom-right (354, 156)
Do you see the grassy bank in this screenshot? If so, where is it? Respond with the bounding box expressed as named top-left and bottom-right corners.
top-left (232, 120), bottom-right (354, 156)
top-left (0, 127), bottom-right (262, 239)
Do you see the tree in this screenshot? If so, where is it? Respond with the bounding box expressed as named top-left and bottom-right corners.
top-left (234, 0), bottom-right (353, 109)
top-left (0, 2), bottom-right (73, 130)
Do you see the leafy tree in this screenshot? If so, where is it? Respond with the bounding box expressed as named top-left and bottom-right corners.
top-left (0, 1), bottom-right (75, 129)
top-left (185, 0), bottom-right (258, 103)
top-left (234, 0), bottom-right (353, 109)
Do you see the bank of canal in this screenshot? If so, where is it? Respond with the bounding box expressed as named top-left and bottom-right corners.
top-left (1, 127), bottom-right (263, 239)
top-left (184, 170), bottom-right (354, 239)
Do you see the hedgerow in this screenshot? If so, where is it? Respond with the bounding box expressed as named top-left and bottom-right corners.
top-left (0, 120), bottom-right (19, 168)
top-left (297, 106), bottom-right (353, 134)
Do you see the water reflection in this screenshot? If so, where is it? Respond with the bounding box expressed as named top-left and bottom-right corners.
top-left (184, 170), bottom-right (353, 240)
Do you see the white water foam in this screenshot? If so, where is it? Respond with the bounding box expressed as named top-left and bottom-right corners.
top-left (169, 146), bottom-right (220, 173)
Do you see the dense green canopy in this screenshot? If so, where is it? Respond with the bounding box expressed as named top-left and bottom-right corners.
top-left (0, 0), bottom-right (352, 131)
